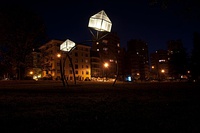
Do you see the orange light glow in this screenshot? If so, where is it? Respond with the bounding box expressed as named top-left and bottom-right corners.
top-left (104, 62), bottom-right (109, 68)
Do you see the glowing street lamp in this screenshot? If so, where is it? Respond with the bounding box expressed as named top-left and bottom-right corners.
top-left (103, 62), bottom-right (109, 81)
top-left (161, 69), bottom-right (165, 73)
top-left (57, 53), bottom-right (61, 58)
top-left (104, 62), bottom-right (109, 68)
top-left (29, 71), bottom-right (33, 75)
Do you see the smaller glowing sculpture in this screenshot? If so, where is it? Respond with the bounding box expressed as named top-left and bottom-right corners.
top-left (60, 39), bottom-right (75, 52)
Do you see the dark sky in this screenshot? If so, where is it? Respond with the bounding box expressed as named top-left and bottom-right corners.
top-left (2, 0), bottom-right (200, 54)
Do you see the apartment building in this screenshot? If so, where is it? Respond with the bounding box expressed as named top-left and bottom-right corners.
top-left (91, 32), bottom-right (123, 78)
top-left (126, 39), bottom-right (150, 81)
top-left (150, 49), bottom-right (169, 80)
top-left (39, 39), bottom-right (91, 81)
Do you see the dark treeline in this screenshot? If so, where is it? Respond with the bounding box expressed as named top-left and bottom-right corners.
top-left (0, 6), bottom-right (47, 79)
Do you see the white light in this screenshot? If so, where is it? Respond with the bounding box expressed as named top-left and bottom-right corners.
top-left (60, 39), bottom-right (75, 52)
top-left (88, 10), bottom-right (112, 32)
top-left (127, 76), bottom-right (132, 82)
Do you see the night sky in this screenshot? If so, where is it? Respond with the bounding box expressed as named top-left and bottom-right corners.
top-left (2, 0), bottom-right (200, 54)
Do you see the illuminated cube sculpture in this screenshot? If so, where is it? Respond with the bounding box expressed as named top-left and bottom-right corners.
top-left (88, 10), bottom-right (112, 32)
top-left (60, 39), bottom-right (75, 52)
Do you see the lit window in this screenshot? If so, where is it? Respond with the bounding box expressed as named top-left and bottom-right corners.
top-left (102, 40), bottom-right (108, 44)
top-left (109, 59), bottom-right (114, 62)
top-left (159, 59), bottom-right (165, 62)
top-left (103, 47), bottom-right (108, 51)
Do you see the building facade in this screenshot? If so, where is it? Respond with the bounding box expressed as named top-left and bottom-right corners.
top-left (167, 40), bottom-right (188, 79)
top-left (126, 39), bottom-right (150, 81)
top-left (150, 49), bottom-right (169, 80)
top-left (39, 40), bottom-right (91, 81)
top-left (91, 32), bottom-right (124, 79)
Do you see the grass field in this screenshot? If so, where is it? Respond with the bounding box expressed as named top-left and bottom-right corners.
top-left (0, 80), bottom-right (200, 133)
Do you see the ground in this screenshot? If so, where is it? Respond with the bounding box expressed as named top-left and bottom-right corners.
top-left (0, 80), bottom-right (200, 133)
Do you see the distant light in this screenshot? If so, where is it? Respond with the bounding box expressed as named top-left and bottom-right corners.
top-left (60, 39), bottom-right (75, 52)
top-left (104, 62), bottom-right (109, 68)
top-left (88, 10), bottom-right (112, 32)
top-left (125, 76), bottom-right (132, 82)
top-left (127, 76), bottom-right (132, 82)
top-left (161, 69), bottom-right (165, 73)
top-left (57, 53), bottom-right (61, 58)
top-left (159, 59), bottom-right (165, 62)
top-left (29, 71), bottom-right (33, 75)
top-left (152, 66), bottom-right (154, 69)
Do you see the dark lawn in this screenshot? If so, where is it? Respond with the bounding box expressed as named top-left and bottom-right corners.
top-left (0, 81), bottom-right (200, 133)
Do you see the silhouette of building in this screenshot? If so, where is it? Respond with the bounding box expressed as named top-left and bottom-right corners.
top-left (25, 48), bottom-right (42, 80)
top-left (150, 49), bottom-right (169, 80)
top-left (91, 32), bottom-right (124, 79)
top-left (167, 40), bottom-right (188, 79)
top-left (126, 39), bottom-right (150, 81)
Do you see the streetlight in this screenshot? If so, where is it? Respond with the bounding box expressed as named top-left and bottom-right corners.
top-left (104, 62), bottom-right (109, 68)
top-left (103, 62), bottom-right (109, 81)
top-left (161, 69), bottom-right (165, 73)
top-left (29, 71), bottom-right (33, 75)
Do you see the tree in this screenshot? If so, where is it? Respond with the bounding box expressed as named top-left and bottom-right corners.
top-left (0, 6), bottom-right (47, 79)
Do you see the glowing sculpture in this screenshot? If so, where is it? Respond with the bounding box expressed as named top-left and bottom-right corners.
top-left (60, 39), bottom-right (75, 52)
top-left (88, 10), bottom-right (112, 32)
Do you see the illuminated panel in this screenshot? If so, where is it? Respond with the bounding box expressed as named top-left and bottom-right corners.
top-left (88, 10), bottom-right (112, 32)
top-left (60, 39), bottom-right (75, 52)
